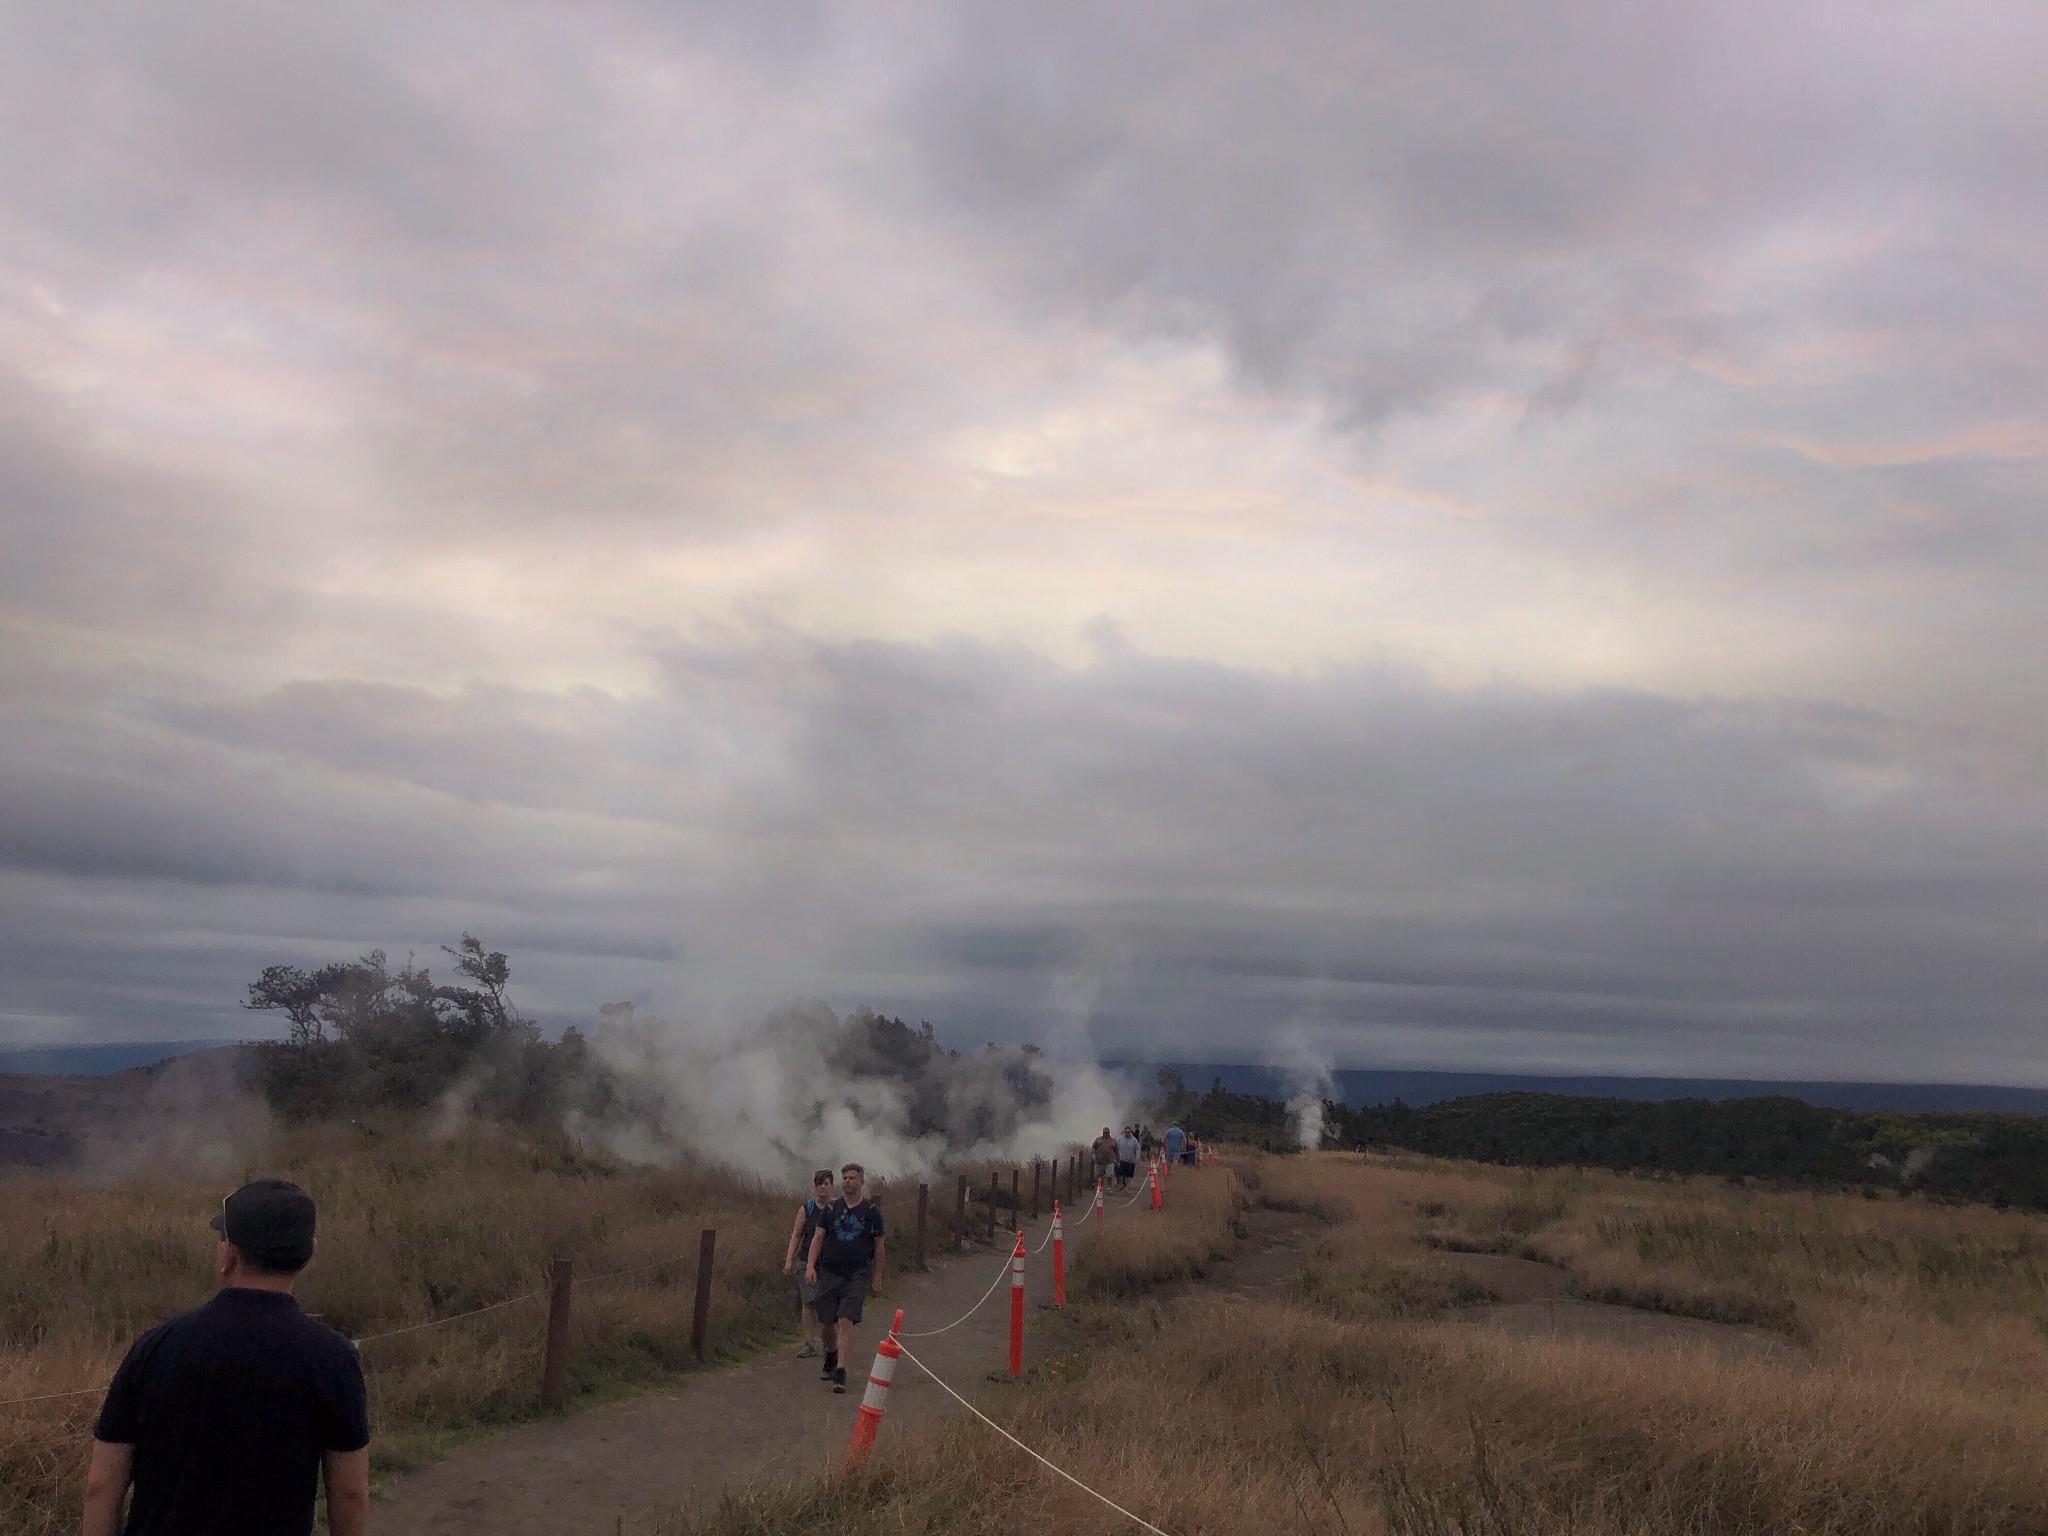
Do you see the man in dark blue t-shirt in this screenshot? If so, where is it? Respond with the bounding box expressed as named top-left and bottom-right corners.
top-left (84, 1179), bottom-right (370, 1536)
top-left (803, 1161), bottom-right (885, 1394)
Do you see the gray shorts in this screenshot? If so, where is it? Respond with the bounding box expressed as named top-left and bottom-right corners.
top-left (813, 1266), bottom-right (870, 1327)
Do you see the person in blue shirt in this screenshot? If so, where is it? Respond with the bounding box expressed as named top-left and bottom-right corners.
top-left (1164, 1123), bottom-right (1185, 1165)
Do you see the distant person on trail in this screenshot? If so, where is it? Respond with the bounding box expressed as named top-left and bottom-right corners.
top-left (1091, 1127), bottom-right (1117, 1188)
top-left (1140, 1124), bottom-right (1155, 1158)
top-left (1115, 1127), bottom-right (1139, 1189)
top-left (783, 1169), bottom-right (836, 1359)
top-left (1165, 1122), bottom-right (1186, 1166)
top-left (805, 1161), bottom-right (886, 1394)
top-left (83, 1178), bottom-right (369, 1536)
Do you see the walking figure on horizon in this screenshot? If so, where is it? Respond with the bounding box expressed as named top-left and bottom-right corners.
top-left (1115, 1125), bottom-right (1139, 1190)
top-left (82, 1178), bottom-right (370, 1536)
top-left (804, 1162), bottom-right (886, 1394)
top-left (1091, 1126), bottom-right (1117, 1190)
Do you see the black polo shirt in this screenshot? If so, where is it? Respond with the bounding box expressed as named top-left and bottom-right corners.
top-left (94, 1287), bottom-right (368, 1536)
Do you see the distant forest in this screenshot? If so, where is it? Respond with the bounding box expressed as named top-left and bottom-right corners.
top-left (1159, 1073), bottom-right (2048, 1212)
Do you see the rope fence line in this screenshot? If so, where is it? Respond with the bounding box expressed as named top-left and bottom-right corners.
top-left (0, 1384), bottom-right (101, 1407)
top-left (347, 1284), bottom-right (551, 1347)
top-left (896, 1342), bottom-right (1178, 1536)
top-left (898, 1248), bottom-right (1015, 1339)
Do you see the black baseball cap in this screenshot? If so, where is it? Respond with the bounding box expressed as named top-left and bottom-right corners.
top-left (210, 1179), bottom-right (317, 1252)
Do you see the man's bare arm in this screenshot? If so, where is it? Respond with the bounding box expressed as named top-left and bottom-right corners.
top-left (323, 1447), bottom-right (370, 1536)
top-left (805, 1225), bottom-right (823, 1279)
top-left (81, 1440), bottom-right (132, 1536)
top-left (784, 1208), bottom-right (807, 1273)
top-left (871, 1234), bottom-right (885, 1294)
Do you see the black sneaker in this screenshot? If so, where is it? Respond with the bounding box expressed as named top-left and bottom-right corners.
top-left (832, 1367), bottom-right (847, 1394)
top-left (822, 1351), bottom-right (837, 1381)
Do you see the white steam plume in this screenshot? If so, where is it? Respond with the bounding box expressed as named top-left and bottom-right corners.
top-left (1272, 1023), bottom-right (1337, 1150)
top-left (579, 1000), bottom-right (1126, 1186)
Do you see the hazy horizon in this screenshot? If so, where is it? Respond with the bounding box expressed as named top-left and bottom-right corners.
top-left (2, 4), bottom-right (2043, 1084)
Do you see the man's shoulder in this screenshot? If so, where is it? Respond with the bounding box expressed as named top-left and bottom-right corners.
top-left (259, 1301), bottom-right (363, 1365)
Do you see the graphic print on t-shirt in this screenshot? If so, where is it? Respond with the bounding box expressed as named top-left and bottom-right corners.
top-left (816, 1197), bottom-right (884, 1271)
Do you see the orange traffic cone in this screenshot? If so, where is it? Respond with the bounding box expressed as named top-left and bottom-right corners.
top-left (843, 1310), bottom-right (903, 1470)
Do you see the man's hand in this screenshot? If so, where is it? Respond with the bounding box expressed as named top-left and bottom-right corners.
top-left (805, 1265), bottom-right (818, 1286)
top-left (782, 1259), bottom-right (793, 1277)
top-left (870, 1275), bottom-right (882, 1296)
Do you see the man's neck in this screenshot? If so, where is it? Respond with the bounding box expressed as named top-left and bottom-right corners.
top-left (220, 1272), bottom-right (297, 1296)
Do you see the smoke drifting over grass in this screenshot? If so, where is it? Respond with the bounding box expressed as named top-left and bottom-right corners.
top-left (582, 1000), bottom-right (1126, 1184)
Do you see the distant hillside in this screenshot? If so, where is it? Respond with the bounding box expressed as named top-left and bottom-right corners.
top-left (0, 1046), bottom-right (261, 1171)
top-left (1115, 1061), bottom-right (2048, 1115)
top-left (0, 1040), bottom-right (245, 1076)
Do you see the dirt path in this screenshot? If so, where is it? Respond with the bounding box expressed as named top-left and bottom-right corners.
top-left (374, 1211), bottom-right (1072, 1536)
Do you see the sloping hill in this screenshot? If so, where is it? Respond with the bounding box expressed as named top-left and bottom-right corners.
top-left (0, 1046), bottom-right (260, 1172)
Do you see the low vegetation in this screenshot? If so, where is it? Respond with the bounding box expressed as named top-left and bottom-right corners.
top-left (678, 1150), bottom-right (2048, 1536)
top-left (1332, 1090), bottom-right (2048, 1211)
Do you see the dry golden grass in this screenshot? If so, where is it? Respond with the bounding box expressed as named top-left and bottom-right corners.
top-left (1068, 1165), bottom-right (1245, 1298)
top-left (0, 1123), bottom-right (800, 1536)
top-left (679, 1151), bottom-right (2048, 1536)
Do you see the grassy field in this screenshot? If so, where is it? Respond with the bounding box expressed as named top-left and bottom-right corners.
top-left (679, 1151), bottom-right (2048, 1536)
top-left (0, 1123), bottom-right (810, 1536)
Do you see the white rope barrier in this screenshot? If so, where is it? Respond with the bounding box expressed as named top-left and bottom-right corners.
top-left (896, 1342), bottom-right (1178, 1536)
top-left (898, 1249), bottom-right (1014, 1338)
top-left (349, 1285), bottom-right (550, 1347)
top-left (0, 1384), bottom-right (100, 1407)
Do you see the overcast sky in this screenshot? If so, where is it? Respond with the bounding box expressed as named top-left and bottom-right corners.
top-left (2, 1), bottom-right (2043, 1082)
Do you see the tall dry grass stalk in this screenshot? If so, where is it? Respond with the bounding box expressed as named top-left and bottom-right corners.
top-left (680, 1151), bottom-right (2048, 1536)
top-left (0, 1124), bottom-right (799, 1536)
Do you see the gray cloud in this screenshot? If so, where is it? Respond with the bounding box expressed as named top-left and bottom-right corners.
top-left (5, 633), bottom-right (2041, 1080)
top-left (0, 3), bottom-right (2042, 1083)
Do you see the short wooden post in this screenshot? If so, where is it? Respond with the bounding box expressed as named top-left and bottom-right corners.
top-left (1009, 1167), bottom-right (1019, 1233)
top-left (540, 1258), bottom-right (573, 1408)
top-left (690, 1228), bottom-right (717, 1360)
top-left (987, 1172), bottom-right (999, 1241)
top-left (955, 1173), bottom-right (968, 1252)
top-left (1031, 1158), bottom-right (1042, 1221)
top-left (915, 1182), bottom-right (930, 1270)
top-left (1068, 1153), bottom-right (1077, 1201)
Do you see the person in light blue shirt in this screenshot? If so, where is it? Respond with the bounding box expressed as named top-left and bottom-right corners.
top-left (1164, 1123), bottom-right (1185, 1164)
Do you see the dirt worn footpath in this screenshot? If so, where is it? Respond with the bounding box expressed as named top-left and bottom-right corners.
top-left (373, 1214), bottom-right (1069, 1536)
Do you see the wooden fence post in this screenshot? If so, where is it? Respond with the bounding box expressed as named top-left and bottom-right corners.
top-left (1009, 1168), bottom-right (1019, 1233)
top-left (987, 1172), bottom-right (999, 1241)
top-left (915, 1182), bottom-right (930, 1270)
top-left (1031, 1159), bottom-right (1041, 1221)
top-left (690, 1228), bottom-right (717, 1360)
top-left (956, 1173), bottom-right (968, 1252)
top-left (540, 1258), bottom-right (573, 1408)
top-left (1068, 1153), bottom-right (1077, 1201)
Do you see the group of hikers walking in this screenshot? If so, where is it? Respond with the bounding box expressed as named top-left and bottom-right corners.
top-left (779, 1125), bottom-right (1206, 1394)
top-left (1090, 1119), bottom-right (1200, 1191)
top-left (781, 1163), bottom-right (885, 1394)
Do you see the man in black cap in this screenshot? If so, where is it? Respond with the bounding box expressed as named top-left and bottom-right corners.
top-left (82, 1178), bottom-right (370, 1536)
